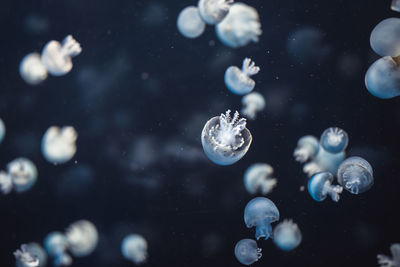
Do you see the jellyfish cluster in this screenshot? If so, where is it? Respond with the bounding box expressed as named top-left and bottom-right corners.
top-left (121, 234), bottom-right (148, 264)
top-left (41, 126), bottom-right (78, 164)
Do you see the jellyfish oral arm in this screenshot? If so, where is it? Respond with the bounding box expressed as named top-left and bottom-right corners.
top-left (259, 178), bottom-right (277, 195)
top-left (377, 254), bottom-right (395, 267)
top-left (242, 58), bottom-right (260, 77)
top-left (322, 181), bottom-right (343, 202)
top-left (255, 218), bottom-right (273, 240)
top-left (210, 110), bottom-right (246, 149)
top-left (61, 35), bottom-right (82, 58)
top-left (344, 178), bottom-right (361, 195)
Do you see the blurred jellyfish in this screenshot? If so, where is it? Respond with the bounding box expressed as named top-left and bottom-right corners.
top-left (225, 58), bottom-right (260, 95)
top-left (198, 0), bottom-right (233, 25)
top-left (234, 239), bottom-right (261, 266)
top-left (177, 6), bottom-right (206, 39)
top-left (41, 126), bottom-right (77, 164)
top-left (273, 219), bottom-right (302, 251)
top-left (7, 158), bottom-right (37, 193)
top-left (308, 172), bottom-right (343, 202)
top-left (201, 110), bottom-right (252, 165)
top-left (370, 18), bottom-right (400, 58)
top-left (337, 156), bottom-right (374, 194)
top-left (65, 220), bottom-right (98, 257)
top-left (14, 244), bottom-right (40, 267)
top-left (244, 197), bottom-right (279, 240)
top-left (392, 0), bottom-right (400, 12)
top-left (241, 92), bottom-right (265, 119)
top-left (19, 53), bottom-right (48, 85)
top-left (121, 234), bottom-right (148, 264)
top-left (243, 163), bottom-right (277, 195)
top-left (44, 232), bottom-right (72, 267)
top-left (41, 35), bottom-right (82, 76)
top-left (216, 3), bottom-right (261, 48)
top-left (377, 243), bottom-right (400, 267)
top-left (0, 171), bottom-right (12, 194)
top-left (0, 118), bottom-right (5, 144)
top-left (320, 127), bottom-right (348, 154)
top-left (21, 243), bottom-right (47, 267)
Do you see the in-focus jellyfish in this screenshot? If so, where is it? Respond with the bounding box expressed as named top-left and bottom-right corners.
top-left (198, 0), bottom-right (233, 25)
top-left (201, 110), bottom-right (252, 165)
top-left (14, 244), bottom-right (40, 267)
top-left (273, 219), bottom-right (302, 251)
top-left (19, 53), bottom-right (48, 85)
top-left (121, 234), bottom-right (148, 264)
top-left (377, 243), bottom-right (400, 267)
top-left (65, 220), bottom-right (98, 257)
top-left (370, 18), bottom-right (400, 58)
top-left (0, 171), bottom-right (13, 194)
top-left (225, 58), bottom-right (260, 95)
top-left (7, 158), bottom-right (38, 193)
top-left (41, 126), bottom-right (78, 164)
top-left (234, 239), bottom-right (261, 266)
top-left (320, 127), bottom-right (348, 154)
top-left (44, 232), bottom-right (72, 267)
top-left (41, 35), bottom-right (82, 76)
top-left (177, 6), bottom-right (206, 39)
top-left (243, 163), bottom-right (277, 195)
top-left (216, 3), bottom-right (261, 48)
top-left (337, 156), bottom-right (374, 195)
top-left (244, 197), bottom-right (279, 240)
top-left (308, 172), bottom-right (343, 202)
top-left (241, 92), bottom-right (265, 120)
top-left (392, 0), bottom-right (400, 12)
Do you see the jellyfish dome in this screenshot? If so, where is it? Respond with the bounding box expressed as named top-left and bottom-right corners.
top-left (244, 197), bottom-right (279, 240)
top-left (377, 243), bottom-right (400, 267)
top-left (392, 0), bottom-right (400, 12)
top-left (273, 219), bottom-right (302, 251)
top-left (243, 163), bottom-right (277, 195)
top-left (14, 244), bottom-right (40, 267)
top-left (216, 3), bottom-right (261, 48)
top-left (308, 172), bottom-right (343, 202)
top-left (225, 58), bottom-right (260, 95)
top-left (201, 110), bottom-right (252, 165)
top-left (177, 6), bottom-right (206, 39)
top-left (198, 0), bottom-right (233, 25)
top-left (121, 234), bottom-right (148, 264)
top-left (7, 158), bottom-right (37, 193)
top-left (19, 53), bottom-right (48, 85)
top-left (234, 239), bottom-right (261, 266)
top-left (65, 220), bottom-right (98, 257)
top-left (41, 126), bottom-right (78, 164)
top-left (370, 18), bottom-right (400, 58)
top-left (241, 92), bottom-right (265, 120)
top-left (320, 127), bottom-right (348, 154)
top-left (44, 232), bottom-right (72, 267)
top-left (337, 156), bottom-right (374, 194)
top-left (0, 171), bottom-right (13, 194)
top-left (41, 35), bottom-right (82, 76)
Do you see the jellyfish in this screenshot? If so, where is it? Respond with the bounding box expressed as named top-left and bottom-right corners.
top-left (44, 232), bottom-right (72, 267)
top-left (198, 0), bottom-right (233, 25)
top-left (377, 243), bottom-right (400, 267)
top-left (244, 197), bottom-right (279, 240)
top-left (177, 6), bottom-right (206, 39)
top-left (19, 53), bottom-right (48, 85)
top-left (7, 158), bottom-right (37, 193)
top-left (121, 234), bottom-right (148, 264)
top-left (320, 127), bottom-right (348, 154)
top-left (392, 0), bottom-right (400, 12)
top-left (0, 171), bottom-right (12, 194)
top-left (273, 219), bottom-right (302, 251)
top-left (14, 244), bottom-right (40, 267)
top-left (370, 18), bottom-right (400, 58)
top-left (21, 243), bottom-right (48, 267)
top-left (234, 239), bottom-right (261, 266)
top-left (243, 163), bottom-right (277, 195)
top-left (308, 172), bottom-right (343, 202)
top-left (293, 135), bottom-right (320, 164)
top-left (65, 220), bottom-right (98, 257)
top-left (216, 3), bottom-right (261, 48)
top-left (41, 126), bottom-right (78, 164)
top-left (241, 92), bottom-right (265, 120)
top-left (225, 58), bottom-right (260, 95)
top-left (41, 35), bottom-right (82, 76)
top-left (0, 118), bottom-right (5, 144)
top-left (337, 156), bottom-right (374, 195)
top-left (201, 110), bottom-right (252, 165)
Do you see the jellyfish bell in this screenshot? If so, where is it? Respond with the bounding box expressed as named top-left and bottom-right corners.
top-left (7, 158), bottom-right (37, 193)
top-left (370, 18), bottom-right (400, 58)
top-left (197, 0), bottom-right (233, 25)
top-left (225, 58), bottom-right (260, 95)
top-left (19, 53), bottom-right (48, 85)
top-left (121, 234), bottom-right (148, 264)
top-left (177, 6), bottom-right (206, 39)
top-left (337, 156), bottom-right (374, 195)
top-left (241, 92), bottom-right (265, 120)
top-left (243, 163), bottom-right (277, 195)
top-left (65, 220), bottom-right (98, 257)
top-left (44, 232), bottom-right (72, 267)
top-left (41, 126), bottom-right (78, 164)
top-left (308, 172), bottom-right (343, 202)
top-left (320, 127), bottom-right (348, 154)
top-left (234, 239), bottom-right (261, 266)
top-left (273, 219), bottom-right (302, 251)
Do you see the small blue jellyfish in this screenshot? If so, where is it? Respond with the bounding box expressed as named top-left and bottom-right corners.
top-left (392, 0), bottom-right (400, 12)
top-left (19, 53), bottom-right (48, 85)
top-left (198, 0), bottom-right (233, 25)
top-left (44, 232), bottom-right (72, 267)
top-left (121, 234), bottom-right (148, 264)
top-left (234, 239), bottom-right (261, 266)
top-left (244, 197), bottom-right (280, 240)
top-left (177, 6), bottom-right (206, 39)
top-left (370, 18), bottom-right (400, 58)
top-left (308, 172), bottom-right (343, 202)
top-left (21, 243), bottom-right (47, 267)
top-left (201, 110), bottom-right (252, 166)
top-left (241, 92), bottom-right (265, 120)
top-left (14, 244), bottom-right (40, 267)
top-left (273, 219), bottom-right (302, 251)
top-left (320, 127), bottom-right (348, 154)
top-left (7, 158), bottom-right (38, 193)
top-left (377, 243), bottom-right (400, 267)
top-left (337, 156), bottom-right (374, 195)
top-left (225, 58), bottom-right (260, 95)
top-left (243, 163), bottom-right (277, 195)
top-left (65, 220), bottom-right (98, 257)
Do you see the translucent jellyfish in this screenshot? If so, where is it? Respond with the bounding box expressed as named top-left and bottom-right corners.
top-left (293, 135), bottom-right (320, 163)
top-left (370, 18), bottom-right (400, 58)
top-left (7, 158), bottom-right (37, 193)
top-left (225, 58), bottom-right (260, 95)
top-left (201, 110), bottom-right (252, 165)
top-left (65, 220), bottom-right (98, 257)
top-left (273, 219), bottom-right (302, 251)
top-left (41, 35), bottom-right (82, 76)
top-left (121, 234), bottom-right (148, 264)
top-left (177, 6), bottom-right (206, 39)
top-left (0, 171), bottom-right (13, 194)
top-left (216, 3), bottom-right (261, 48)
top-left (243, 163), bottom-right (277, 195)
top-left (337, 156), bottom-right (374, 195)
top-left (241, 92), bottom-right (265, 120)
top-left (21, 243), bottom-right (47, 267)
top-left (320, 127), bottom-right (348, 154)
top-left (14, 244), bottom-right (40, 267)
top-left (308, 172), bottom-right (343, 202)
top-left (41, 126), bottom-right (78, 164)
top-left (44, 232), bottom-right (72, 267)
top-left (198, 0), bottom-right (233, 25)
top-left (392, 0), bottom-right (400, 12)
top-left (377, 243), bottom-right (400, 267)
top-left (19, 53), bottom-right (48, 85)
top-left (244, 197), bottom-right (279, 240)
top-left (234, 239), bottom-right (261, 266)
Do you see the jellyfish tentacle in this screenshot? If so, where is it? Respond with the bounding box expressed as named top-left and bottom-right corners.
top-left (61, 35), bottom-right (82, 58)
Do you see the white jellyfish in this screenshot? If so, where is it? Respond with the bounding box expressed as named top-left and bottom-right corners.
top-left (244, 163), bottom-right (277, 195)
top-left (65, 220), bottom-right (98, 257)
top-left (273, 219), bottom-right (302, 251)
top-left (0, 171), bottom-right (13, 194)
top-left (241, 92), bottom-right (265, 119)
top-left (14, 244), bottom-right (40, 267)
top-left (19, 53), bottom-right (48, 85)
top-left (44, 232), bottom-right (72, 267)
top-left (225, 58), bottom-right (260, 95)
top-left (198, 0), bottom-right (233, 25)
top-left (121, 234), bottom-right (148, 264)
top-left (216, 3), bottom-right (261, 48)
top-left (41, 126), bottom-right (78, 164)
top-left (41, 35), bottom-right (82, 76)
top-left (177, 6), bottom-right (206, 39)
top-left (21, 243), bottom-right (47, 267)
top-left (7, 158), bottom-right (38, 193)
top-left (377, 243), bottom-right (400, 267)
top-left (392, 0), bottom-right (400, 12)
top-left (234, 239), bottom-right (261, 266)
